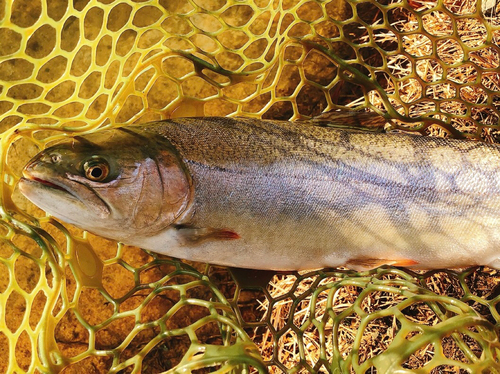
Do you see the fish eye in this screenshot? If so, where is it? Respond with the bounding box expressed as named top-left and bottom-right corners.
top-left (83, 159), bottom-right (109, 182)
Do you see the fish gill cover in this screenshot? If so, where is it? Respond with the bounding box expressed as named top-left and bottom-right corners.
top-left (0, 0), bottom-right (499, 373)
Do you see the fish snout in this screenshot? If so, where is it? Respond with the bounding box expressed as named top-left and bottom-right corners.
top-left (22, 157), bottom-right (40, 180)
top-left (23, 151), bottom-right (63, 179)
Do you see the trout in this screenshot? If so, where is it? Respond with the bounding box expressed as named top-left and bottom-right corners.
top-left (18, 116), bottom-right (500, 270)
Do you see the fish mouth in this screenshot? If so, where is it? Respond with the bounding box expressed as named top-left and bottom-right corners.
top-left (20, 169), bottom-right (86, 209)
top-left (22, 175), bottom-right (68, 192)
top-left (20, 171), bottom-right (111, 218)
top-left (21, 170), bottom-right (74, 196)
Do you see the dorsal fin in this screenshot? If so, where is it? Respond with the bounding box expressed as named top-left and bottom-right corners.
top-left (310, 110), bottom-right (389, 131)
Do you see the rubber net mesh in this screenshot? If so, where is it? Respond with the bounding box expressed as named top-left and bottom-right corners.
top-left (1, 0), bottom-right (500, 372)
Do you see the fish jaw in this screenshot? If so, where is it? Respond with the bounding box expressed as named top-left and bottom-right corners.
top-left (19, 164), bottom-right (111, 221)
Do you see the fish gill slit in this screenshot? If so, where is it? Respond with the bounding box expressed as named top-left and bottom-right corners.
top-left (132, 171), bottom-right (146, 225)
top-left (154, 156), bottom-right (165, 219)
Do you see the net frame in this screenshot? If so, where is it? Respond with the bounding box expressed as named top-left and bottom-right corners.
top-left (0, 0), bottom-right (500, 372)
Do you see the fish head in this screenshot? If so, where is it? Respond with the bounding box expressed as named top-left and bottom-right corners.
top-left (18, 127), bottom-right (192, 242)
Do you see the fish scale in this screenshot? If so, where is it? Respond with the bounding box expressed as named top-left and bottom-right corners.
top-left (18, 115), bottom-right (500, 270)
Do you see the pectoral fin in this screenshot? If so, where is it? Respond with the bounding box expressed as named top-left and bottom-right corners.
top-left (347, 258), bottom-right (419, 271)
top-left (174, 225), bottom-right (240, 245)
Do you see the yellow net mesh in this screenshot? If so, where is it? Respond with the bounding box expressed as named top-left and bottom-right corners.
top-left (1, 0), bottom-right (500, 372)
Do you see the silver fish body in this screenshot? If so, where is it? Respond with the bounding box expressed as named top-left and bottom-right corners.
top-left (18, 117), bottom-right (500, 270)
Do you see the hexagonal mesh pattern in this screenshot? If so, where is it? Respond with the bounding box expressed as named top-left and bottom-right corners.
top-left (224, 267), bottom-right (500, 373)
top-left (1, 0), bottom-right (500, 372)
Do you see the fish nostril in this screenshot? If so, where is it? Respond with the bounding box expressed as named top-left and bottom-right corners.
top-left (50, 153), bottom-right (61, 163)
top-left (36, 152), bottom-right (59, 165)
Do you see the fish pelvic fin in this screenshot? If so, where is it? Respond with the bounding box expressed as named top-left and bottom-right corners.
top-left (346, 258), bottom-right (419, 271)
top-left (174, 225), bottom-right (240, 245)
